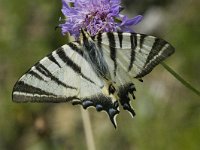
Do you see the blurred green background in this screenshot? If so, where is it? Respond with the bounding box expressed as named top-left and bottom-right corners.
top-left (0, 0), bottom-right (199, 150)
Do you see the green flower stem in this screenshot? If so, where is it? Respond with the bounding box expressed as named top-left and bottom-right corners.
top-left (161, 62), bottom-right (200, 96)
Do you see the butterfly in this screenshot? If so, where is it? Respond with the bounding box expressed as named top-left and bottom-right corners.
top-left (12, 30), bottom-right (175, 128)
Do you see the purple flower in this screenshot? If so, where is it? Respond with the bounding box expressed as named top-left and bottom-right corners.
top-left (60, 0), bottom-right (143, 39)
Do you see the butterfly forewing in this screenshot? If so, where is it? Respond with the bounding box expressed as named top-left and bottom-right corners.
top-left (96, 32), bottom-right (175, 79)
top-left (12, 43), bottom-right (103, 103)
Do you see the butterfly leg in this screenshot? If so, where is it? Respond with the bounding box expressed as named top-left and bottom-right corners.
top-left (72, 94), bottom-right (120, 128)
top-left (118, 83), bottom-right (136, 117)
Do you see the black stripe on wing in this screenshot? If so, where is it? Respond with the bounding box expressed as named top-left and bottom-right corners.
top-left (28, 70), bottom-right (44, 81)
top-left (145, 38), bottom-right (166, 66)
top-left (139, 34), bottom-right (146, 50)
top-left (97, 33), bottom-right (102, 49)
top-left (107, 32), bottom-right (117, 76)
top-left (128, 33), bottom-right (137, 71)
top-left (12, 80), bottom-right (79, 102)
top-left (47, 54), bottom-right (61, 68)
top-left (96, 34), bottom-right (105, 60)
top-left (68, 42), bottom-right (83, 56)
top-left (117, 32), bottom-right (123, 48)
top-left (136, 38), bottom-right (175, 78)
top-left (56, 47), bottom-right (95, 84)
top-left (15, 95), bottom-right (79, 103)
top-left (13, 81), bottom-right (56, 96)
top-left (35, 62), bottom-right (77, 89)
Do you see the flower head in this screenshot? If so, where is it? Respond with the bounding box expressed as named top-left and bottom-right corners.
top-left (60, 0), bottom-right (142, 39)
